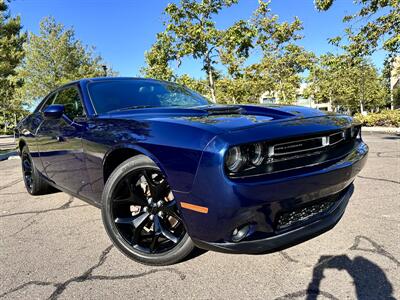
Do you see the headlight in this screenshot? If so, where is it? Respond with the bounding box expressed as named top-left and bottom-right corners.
top-left (249, 143), bottom-right (264, 166)
top-left (225, 146), bottom-right (245, 172)
top-left (225, 143), bottom-right (266, 173)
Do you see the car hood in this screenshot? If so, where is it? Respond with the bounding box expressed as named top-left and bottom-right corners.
top-left (102, 104), bottom-right (335, 134)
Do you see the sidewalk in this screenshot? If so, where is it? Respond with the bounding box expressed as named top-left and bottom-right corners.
top-left (0, 135), bottom-right (16, 150)
top-left (0, 135), bottom-right (17, 161)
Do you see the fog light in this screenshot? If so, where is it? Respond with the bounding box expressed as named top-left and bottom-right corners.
top-left (232, 224), bottom-right (251, 242)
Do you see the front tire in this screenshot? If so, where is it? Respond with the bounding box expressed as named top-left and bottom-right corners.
top-left (101, 155), bottom-right (194, 266)
top-left (21, 146), bottom-right (53, 195)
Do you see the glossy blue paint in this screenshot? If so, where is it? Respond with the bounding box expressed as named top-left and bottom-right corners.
top-left (16, 77), bottom-right (368, 251)
top-left (37, 115), bottom-right (91, 197)
top-left (43, 104), bottom-right (65, 119)
top-left (181, 140), bottom-right (367, 242)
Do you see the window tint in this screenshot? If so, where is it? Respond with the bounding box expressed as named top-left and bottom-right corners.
top-left (88, 80), bottom-right (209, 114)
top-left (53, 87), bottom-right (84, 120)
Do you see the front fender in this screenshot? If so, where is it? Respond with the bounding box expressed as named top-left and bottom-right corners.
top-left (102, 143), bottom-right (169, 181)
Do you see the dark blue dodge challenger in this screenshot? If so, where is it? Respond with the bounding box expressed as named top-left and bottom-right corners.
top-left (16, 77), bottom-right (368, 265)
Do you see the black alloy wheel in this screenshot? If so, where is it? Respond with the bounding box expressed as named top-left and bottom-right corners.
top-left (102, 155), bottom-right (194, 265)
top-left (112, 168), bottom-right (185, 253)
top-left (22, 151), bottom-right (33, 192)
top-left (20, 146), bottom-right (53, 195)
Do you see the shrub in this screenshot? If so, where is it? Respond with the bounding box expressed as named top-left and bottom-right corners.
top-left (354, 110), bottom-right (400, 127)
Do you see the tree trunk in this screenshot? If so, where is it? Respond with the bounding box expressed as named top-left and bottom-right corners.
top-left (359, 99), bottom-right (365, 115)
top-left (3, 110), bottom-right (6, 135)
top-left (204, 49), bottom-right (217, 103)
top-left (279, 80), bottom-right (286, 103)
top-left (14, 113), bottom-right (17, 141)
top-left (390, 91), bottom-right (394, 110)
top-left (281, 92), bottom-right (286, 103)
top-left (207, 67), bottom-right (217, 103)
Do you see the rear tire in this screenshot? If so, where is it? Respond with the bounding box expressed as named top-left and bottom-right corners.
top-left (102, 155), bottom-right (194, 266)
top-left (21, 146), bottom-right (53, 195)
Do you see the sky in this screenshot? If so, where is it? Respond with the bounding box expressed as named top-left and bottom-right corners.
top-left (9, 0), bottom-right (388, 78)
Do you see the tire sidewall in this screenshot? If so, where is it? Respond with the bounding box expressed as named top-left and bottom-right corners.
top-left (21, 146), bottom-right (35, 194)
top-left (101, 155), bottom-right (194, 266)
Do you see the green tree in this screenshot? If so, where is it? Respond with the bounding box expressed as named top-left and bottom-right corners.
top-left (393, 85), bottom-right (400, 107)
top-left (305, 54), bottom-right (387, 113)
top-left (383, 55), bottom-right (400, 109)
top-left (176, 74), bottom-right (210, 96)
top-left (254, 45), bottom-right (315, 104)
top-left (141, 32), bottom-right (175, 81)
top-left (249, 1), bottom-right (315, 104)
top-left (315, 0), bottom-right (400, 56)
top-left (145, 0), bottom-right (258, 103)
top-left (16, 17), bottom-right (113, 104)
top-left (164, 0), bottom-right (240, 102)
top-left (0, 0), bottom-right (26, 134)
top-left (216, 19), bottom-right (257, 103)
top-left (215, 76), bottom-right (269, 104)
top-left (207, 0), bottom-right (314, 104)
top-left (143, 0), bottom-right (315, 104)
top-left (382, 55), bottom-right (394, 109)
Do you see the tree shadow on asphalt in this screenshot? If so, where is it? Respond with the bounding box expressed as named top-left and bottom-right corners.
top-left (305, 255), bottom-right (395, 300)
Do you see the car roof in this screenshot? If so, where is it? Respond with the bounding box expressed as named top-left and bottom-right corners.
top-left (56, 77), bottom-right (170, 90)
top-left (82, 77), bottom-right (168, 84)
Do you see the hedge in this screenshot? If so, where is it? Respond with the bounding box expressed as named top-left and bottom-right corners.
top-left (354, 110), bottom-right (400, 128)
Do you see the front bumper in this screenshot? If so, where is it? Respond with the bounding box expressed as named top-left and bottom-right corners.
top-left (174, 140), bottom-right (368, 254)
top-left (192, 184), bottom-right (353, 254)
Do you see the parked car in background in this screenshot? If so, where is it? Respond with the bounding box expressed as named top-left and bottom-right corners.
top-left (16, 77), bottom-right (368, 265)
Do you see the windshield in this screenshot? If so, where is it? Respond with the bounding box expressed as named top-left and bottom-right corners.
top-left (87, 79), bottom-right (210, 114)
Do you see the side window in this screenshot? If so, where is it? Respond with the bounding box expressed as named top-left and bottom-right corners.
top-left (40, 93), bottom-right (58, 112)
top-left (53, 87), bottom-right (84, 120)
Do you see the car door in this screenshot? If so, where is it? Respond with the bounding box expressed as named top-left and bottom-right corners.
top-left (37, 85), bottom-right (92, 197)
top-left (18, 92), bottom-right (58, 175)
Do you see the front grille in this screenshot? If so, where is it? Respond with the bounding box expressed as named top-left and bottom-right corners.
top-left (272, 136), bottom-right (327, 156)
top-left (276, 192), bottom-right (343, 230)
top-left (269, 131), bottom-right (345, 158)
top-left (232, 127), bottom-right (360, 178)
top-left (227, 126), bottom-right (361, 179)
top-left (276, 201), bottom-right (334, 229)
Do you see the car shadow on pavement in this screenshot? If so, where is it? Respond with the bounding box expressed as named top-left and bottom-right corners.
top-left (180, 247), bottom-right (208, 263)
top-left (305, 255), bottom-right (395, 300)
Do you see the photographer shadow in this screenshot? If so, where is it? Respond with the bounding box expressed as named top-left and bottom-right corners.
top-left (306, 255), bottom-right (395, 300)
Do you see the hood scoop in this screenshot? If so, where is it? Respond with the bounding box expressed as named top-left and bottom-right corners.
top-left (204, 106), bottom-right (243, 115)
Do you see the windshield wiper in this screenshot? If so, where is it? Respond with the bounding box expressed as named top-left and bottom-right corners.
top-left (108, 105), bottom-right (157, 113)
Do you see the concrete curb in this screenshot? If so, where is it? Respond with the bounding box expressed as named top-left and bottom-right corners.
top-left (362, 126), bottom-right (400, 134)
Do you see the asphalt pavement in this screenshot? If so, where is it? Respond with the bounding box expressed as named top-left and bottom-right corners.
top-left (0, 133), bottom-right (399, 299)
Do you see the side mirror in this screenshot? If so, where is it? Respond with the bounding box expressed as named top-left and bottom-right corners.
top-left (43, 104), bottom-right (64, 119)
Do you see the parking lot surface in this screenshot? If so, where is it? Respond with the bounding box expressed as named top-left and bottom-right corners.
top-left (1, 133), bottom-right (399, 299)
